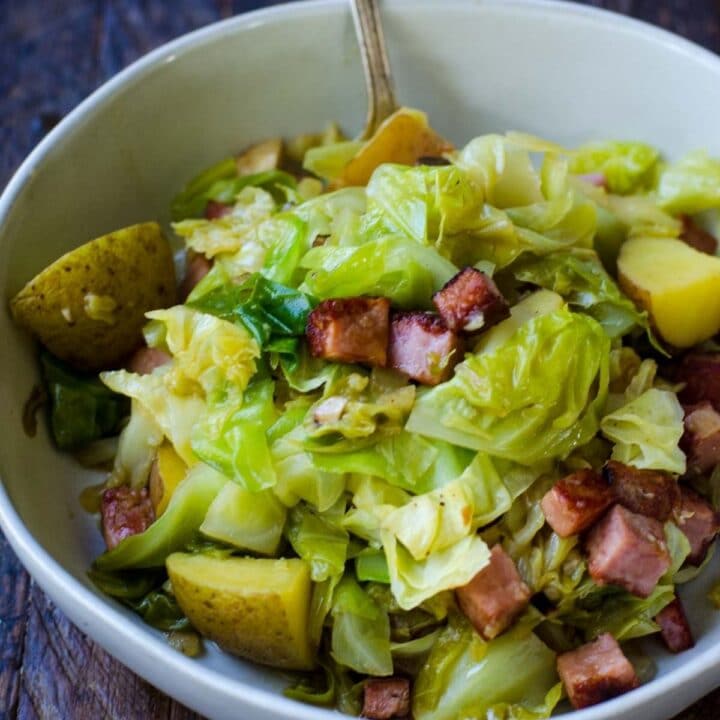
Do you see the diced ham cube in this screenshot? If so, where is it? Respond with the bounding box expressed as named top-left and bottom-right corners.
top-left (126, 346), bottom-right (171, 375)
top-left (603, 460), bottom-right (679, 522)
top-left (540, 469), bottom-right (614, 538)
top-left (586, 505), bottom-right (670, 598)
top-left (455, 545), bottom-right (531, 640)
top-left (306, 297), bottom-right (390, 367)
top-left (673, 487), bottom-right (720, 565)
top-left (362, 677), bottom-right (411, 720)
top-left (680, 215), bottom-right (718, 255)
top-left (433, 267), bottom-right (509, 334)
top-left (101, 486), bottom-right (155, 551)
top-left (388, 312), bottom-right (463, 385)
top-left (179, 252), bottom-right (213, 301)
top-left (674, 354), bottom-right (720, 411)
top-left (682, 402), bottom-right (720, 474)
top-left (204, 199), bottom-right (233, 220)
top-left (656, 597), bottom-right (694, 653)
top-left (557, 633), bottom-right (639, 710)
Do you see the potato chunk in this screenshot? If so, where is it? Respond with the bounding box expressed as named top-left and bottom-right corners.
top-left (341, 108), bottom-right (453, 186)
top-left (617, 236), bottom-right (720, 348)
top-left (11, 222), bottom-right (175, 370)
top-left (166, 553), bottom-right (315, 670)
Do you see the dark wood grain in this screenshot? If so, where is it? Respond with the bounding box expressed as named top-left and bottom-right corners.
top-left (2, 1), bottom-right (720, 718)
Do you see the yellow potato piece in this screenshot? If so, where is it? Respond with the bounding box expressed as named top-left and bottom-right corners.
top-left (11, 222), bottom-right (176, 371)
top-left (235, 138), bottom-right (283, 176)
top-left (149, 443), bottom-right (188, 516)
top-left (167, 553), bottom-right (316, 671)
top-left (341, 108), bottom-right (453, 186)
top-left (618, 236), bottom-right (720, 348)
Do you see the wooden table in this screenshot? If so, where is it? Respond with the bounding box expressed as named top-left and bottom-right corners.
top-left (2, 1), bottom-right (720, 717)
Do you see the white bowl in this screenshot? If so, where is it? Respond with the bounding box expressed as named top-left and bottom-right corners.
top-left (2, 1), bottom-right (720, 718)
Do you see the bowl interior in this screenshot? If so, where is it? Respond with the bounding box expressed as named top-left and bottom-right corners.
top-left (2, 2), bottom-right (720, 719)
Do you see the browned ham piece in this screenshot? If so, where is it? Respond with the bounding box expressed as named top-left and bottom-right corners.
top-left (557, 633), bottom-right (639, 709)
top-left (673, 487), bottom-right (720, 566)
top-left (432, 267), bottom-right (509, 334)
top-left (388, 312), bottom-right (463, 385)
top-left (455, 545), bottom-right (531, 640)
top-left (126, 346), bottom-right (171, 375)
top-left (674, 353), bottom-right (720, 411)
top-left (306, 297), bottom-right (390, 367)
top-left (204, 199), bottom-right (234, 220)
top-left (361, 677), bottom-right (411, 720)
top-left (682, 402), bottom-right (720, 474)
top-left (540, 469), bottom-right (615, 538)
top-left (655, 597), bottom-right (694, 653)
top-left (586, 505), bottom-right (670, 597)
top-left (680, 215), bottom-right (718, 255)
top-left (101, 486), bottom-right (155, 550)
top-left (603, 460), bottom-right (679, 522)
top-left (179, 252), bottom-right (213, 301)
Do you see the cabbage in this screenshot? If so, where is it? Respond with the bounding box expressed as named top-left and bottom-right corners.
top-left (199, 481), bottom-right (286, 555)
top-left (100, 370), bottom-right (205, 465)
top-left (172, 186), bottom-right (277, 255)
top-left (407, 308), bottom-right (610, 465)
top-left (510, 250), bottom-right (648, 339)
top-left (191, 379), bottom-right (279, 492)
top-left (381, 529), bottom-right (491, 610)
top-left (560, 582), bottom-right (674, 642)
top-left (656, 150), bottom-right (720, 214)
top-left (292, 187), bottom-right (367, 245)
top-left (95, 463), bottom-right (226, 570)
top-left (270, 400), bottom-right (347, 511)
top-left (600, 388), bottom-right (686, 474)
top-left (303, 372), bottom-right (416, 453)
top-left (286, 503), bottom-right (349, 582)
top-left (107, 401), bottom-right (164, 488)
top-left (569, 141), bottom-right (659, 194)
top-left (331, 576), bottom-right (393, 676)
top-left (303, 141), bottom-right (364, 181)
top-left (187, 273), bottom-right (314, 348)
top-left (300, 234), bottom-right (457, 308)
top-left (413, 613), bottom-right (560, 720)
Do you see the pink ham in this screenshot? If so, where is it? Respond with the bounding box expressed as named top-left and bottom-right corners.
top-left (362, 677), bottom-right (411, 720)
top-left (306, 297), bottom-right (390, 367)
top-left (126, 346), bottom-right (171, 375)
top-left (680, 215), bottom-right (718, 255)
top-left (433, 267), bottom-right (509, 334)
top-left (557, 633), bottom-right (639, 710)
top-left (455, 545), bottom-right (531, 640)
top-left (101, 486), bottom-right (155, 550)
top-left (603, 460), bottom-right (679, 522)
top-left (674, 354), bottom-right (720, 411)
top-left (673, 487), bottom-right (720, 566)
top-left (179, 252), bottom-right (213, 301)
top-left (656, 598), bottom-right (694, 653)
top-left (204, 199), bottom-right (234, 220)
top-left (540, 469), bottom-right (614, 538)
top-left (682, 402), bottom-right (720, 475)
top-left (388, 312), bottom-right (463, 385)
top-left (586, 505), bottom-right (670, 598)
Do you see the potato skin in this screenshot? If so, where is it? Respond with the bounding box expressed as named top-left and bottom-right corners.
top-left (10, 222), bottom-right (176, 371)
top-left (167, 553), bottom-right (316, 671)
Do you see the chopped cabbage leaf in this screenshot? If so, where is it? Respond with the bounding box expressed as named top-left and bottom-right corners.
top-left (413, 613), bottom-right (560, 720)
top-left (601, 388), bottom-right (686, 474)
top-left (331, 576), bottom-right (393, 676)
top-left (407, 308), bottom-right (610, 465)
top-left (569, 141), bottom-right (659, 194)
top-left (656, 151), bottom-right (720, 214)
